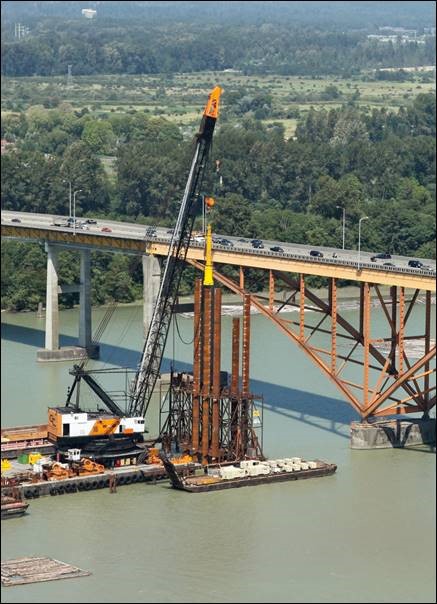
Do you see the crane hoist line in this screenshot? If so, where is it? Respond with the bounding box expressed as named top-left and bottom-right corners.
top-left (129, 85), bottom-right (222, 419)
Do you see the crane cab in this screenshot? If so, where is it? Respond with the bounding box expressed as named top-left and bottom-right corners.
top-left (48, 407), bottom-right (145, 447)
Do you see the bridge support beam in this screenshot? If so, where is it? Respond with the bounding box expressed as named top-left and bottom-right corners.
top-left (37, 245), bottom-right (99, 362)
top-left (142, 254), bottom-right (161, 337)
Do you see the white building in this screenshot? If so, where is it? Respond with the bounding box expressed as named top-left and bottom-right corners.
top-left (81, 8), bottom-right (97, 19)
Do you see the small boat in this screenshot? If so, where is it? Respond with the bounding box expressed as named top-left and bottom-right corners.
top-left (160, 454), bottom-right (337, 493)
top-left (1, 494), bottom-right (29, 519)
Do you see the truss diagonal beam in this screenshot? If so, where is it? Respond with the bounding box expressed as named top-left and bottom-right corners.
top-left (188, 259), bottom-right (363, 414)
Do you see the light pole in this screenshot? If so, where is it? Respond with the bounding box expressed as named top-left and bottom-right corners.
top-left (63, 180), bottom-right (72, 219)
top-left (73, 189), bottom-right (82, 236)
top-left (336, 205), bottom-right (346, 250)
top-left (358, 216), bottom-right (369, 270)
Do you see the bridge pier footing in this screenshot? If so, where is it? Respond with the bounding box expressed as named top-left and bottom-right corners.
top-left (37, 244), bottom-right (99, 362)
top-left (350, 418), bottom-right (436, 449)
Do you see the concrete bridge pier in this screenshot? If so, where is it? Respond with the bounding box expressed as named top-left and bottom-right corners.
top-left (350, 418), bottom-right (436, 450)
top-left (142, 254), bottom-right (161, 337)
top-left (37, 244), bottom-right (99, 362)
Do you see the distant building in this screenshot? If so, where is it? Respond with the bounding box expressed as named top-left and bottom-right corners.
top-left (1, 139), bottom-right (15, 155)
top-left (367, 33), bottom-right (427, 45)
top-left (81, 8), bottom-right (97, 19)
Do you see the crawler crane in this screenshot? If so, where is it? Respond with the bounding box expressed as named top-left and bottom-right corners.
top-left (48, 87), bottom-right (222, 461)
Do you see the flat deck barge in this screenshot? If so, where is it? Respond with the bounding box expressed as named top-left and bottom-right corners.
top-left (162, 457), bottom-right (337, 492)
top-left (1, 424), bottom-right (55, 459)
top-left (2, 462), bottom-right (198, 499)
top-left (1, 497), bottom-right (29, 519)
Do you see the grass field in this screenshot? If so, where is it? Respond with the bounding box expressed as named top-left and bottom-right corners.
top-left (1, 70), bottom-right (435, 138)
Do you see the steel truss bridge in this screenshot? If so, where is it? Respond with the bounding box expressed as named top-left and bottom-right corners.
top-left (2, 211), bottom-right (435, 420)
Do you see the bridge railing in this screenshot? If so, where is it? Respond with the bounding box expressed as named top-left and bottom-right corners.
top-left (3, 223), bottom-right (436, 279)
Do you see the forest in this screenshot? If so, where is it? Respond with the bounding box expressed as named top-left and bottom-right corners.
top-left (1, 91), bottom-right (435, 310)
top-left (2, 22), bottom-right (435, 78)
top-left (2, 0), bottom-right (436, 78)
top-left (1, 1), bottom-right (435, 311)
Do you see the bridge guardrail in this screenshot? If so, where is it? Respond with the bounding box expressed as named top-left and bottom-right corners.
top-left (2, 221), bottom-right (435, 279)
top-left (207, 242), bottom-right (436, 278)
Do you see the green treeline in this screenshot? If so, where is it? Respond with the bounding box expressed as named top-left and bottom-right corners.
top-left (1, 93), bottom-right (435, 311)
top-left (2, 22), bottom-right (435, 78)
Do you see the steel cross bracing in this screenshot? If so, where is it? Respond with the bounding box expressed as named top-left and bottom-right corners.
top-left (128, 88), bottom-right (221, 419)
top-left (187, 259), bottom-right (436, 420)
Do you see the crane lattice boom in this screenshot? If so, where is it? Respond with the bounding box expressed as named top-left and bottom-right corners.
top-left (128, 87), bottom-right (222, 419)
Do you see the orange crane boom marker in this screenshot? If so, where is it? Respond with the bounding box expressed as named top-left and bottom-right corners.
top-left (203, 86), bottom-right (222, 119)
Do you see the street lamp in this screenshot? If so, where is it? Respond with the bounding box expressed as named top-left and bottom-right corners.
top-left (73, 189), bottom-right (82, 236)
top-left (336, 206), bottom-right (346, 250)
top-left (358, 216), bottom-right (369, 270)
top-left (63, 179), bottom-right (72, 219)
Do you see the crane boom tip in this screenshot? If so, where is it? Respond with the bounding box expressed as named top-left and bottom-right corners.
top-left (203, 86), bottom-right (222, 119)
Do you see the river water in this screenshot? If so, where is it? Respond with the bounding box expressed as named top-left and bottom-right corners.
top-left (1, 303), bottom-right (435, 603)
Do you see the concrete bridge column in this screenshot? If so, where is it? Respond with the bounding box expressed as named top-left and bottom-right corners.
top-left (37, 245), bottom-right (99, 362)
top-left (79, 249), bottom-right (92, 348)
top-left (78, 249), bottom-right (99, 359)
top-left (44, 243), bottom-right (60, 351)
top-left (143, 254), bottom-right (161, 337)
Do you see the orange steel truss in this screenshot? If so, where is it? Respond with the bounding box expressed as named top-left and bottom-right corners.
top-left (187, 259), bottom-right (436, 420)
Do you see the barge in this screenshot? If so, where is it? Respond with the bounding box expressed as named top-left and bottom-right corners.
top-left (161, 455), bottom-right (337, 492)
top-left (1, 461), bottom-right (198, 500)
top-left (1, 495), bottom-right (29, 519)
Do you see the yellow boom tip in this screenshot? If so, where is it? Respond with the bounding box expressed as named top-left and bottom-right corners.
top-left (203, 86), bottom-right (222, 119)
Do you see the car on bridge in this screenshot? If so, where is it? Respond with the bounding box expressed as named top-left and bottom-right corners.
top-left (11, 218), bottom-right (21, 223)
top-left (270, 246), bottom-right (284, 253)
top-left (251, 239), bottom-right (264, 249)
top-left (309, 250), bottom-right (324, 258)
top-left (101, 227), bottom-right (112, 233)
top-left (408, 260), bottom-right (423, 269)
top-left (374, 252), bottom-right (391, 259)
top-left (84, 219), bottom-right (97, 224)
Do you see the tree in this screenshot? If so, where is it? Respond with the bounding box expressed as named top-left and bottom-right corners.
top-left (82, 120), bottom-right (115, 154)
top-left (210, 193), bottom-right (252, 237)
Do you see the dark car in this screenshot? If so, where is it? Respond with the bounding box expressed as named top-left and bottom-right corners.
top-left (238, 238), bottom-right (247, 243)
top-left (251, 239), bottom-right (262, 245)
top-left (218, 238), bottom-right (234, 247)
top-left (309, 250), bottom-right (324, 258)
top-left (167, 229), bottom-right (174, 235)
top-left (11, 218), bottom-right (21, 223)
top-left (408, 260), bottom-right (423, 269)
top-left (85, 219), bottom-right (97, 225)
top-left (270, 246), bottom-right (284, 253)
top-left (374, 252), bottom-right (391, 260)
top-left (370, 256), bottom-right (377, 262)
top-left (252, 241), bottom-right (264, 249)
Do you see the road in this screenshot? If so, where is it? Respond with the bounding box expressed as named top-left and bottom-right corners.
top-left (2, 210), bottom-right (436, 278)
